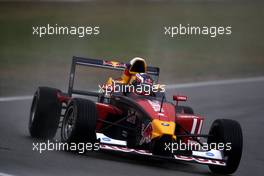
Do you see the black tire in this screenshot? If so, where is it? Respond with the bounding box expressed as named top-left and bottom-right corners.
top-left (29, 87), bottom-right (62, 139)
top-left (61, 98), bottom-right (97, 144)
top-left (208, 119), bottom-right (243, 174)
top-left (175, 105), bottom-right (194, 114)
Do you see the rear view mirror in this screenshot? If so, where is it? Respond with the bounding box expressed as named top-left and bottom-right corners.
top-left (173, 95), bottom-right (187, 102)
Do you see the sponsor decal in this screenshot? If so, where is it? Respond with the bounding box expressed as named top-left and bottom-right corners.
top-left (205, 152), bottom-right (215, 157)
top-left (102, 137), bottom-right (111, 142)
top-left (140, 123), bottom-right (152, 145)
top-left (99, 144), bottom-right (226, 166)
top-left (103, 61), bottom-right (126, 68)
top-left (148, 100), bottom-right (164, 112)
top-left (174, 155), bottom-right (226, 166)
top-left (177, 115), bottom-right (198, 118)
top-left (191, 118), bottom-right (197, 134)
top-left (126, 110), bottom-right (136, 124)
top-left (100, 144), bottom-right (152, 155)
top-left (161, 122), bottom-right (170, 126)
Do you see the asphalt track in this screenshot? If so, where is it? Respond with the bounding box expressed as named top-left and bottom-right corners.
top-left (0, 78), bottom-right (264, 176)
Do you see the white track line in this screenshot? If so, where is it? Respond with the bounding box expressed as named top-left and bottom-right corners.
top-left (0, 172), bottom-right (15, 176)
top-left (0, 76), bottom-right (264, 102)
top-left (0, 96), bottom-right (32, 102)
top-left (166, 76), bottom-right (264, 89)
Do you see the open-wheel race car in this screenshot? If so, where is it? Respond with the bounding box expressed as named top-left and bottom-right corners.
top-left (28, 56), bottom-right (243, 174)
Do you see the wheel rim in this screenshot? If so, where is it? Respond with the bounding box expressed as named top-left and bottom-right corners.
top-left (29, 94), bottom-right (38, 126)
top-left (63, 106), bottom-right (75, 141)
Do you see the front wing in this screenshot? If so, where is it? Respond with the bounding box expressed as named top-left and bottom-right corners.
top-left (96, 133), bottom-right (226, 166)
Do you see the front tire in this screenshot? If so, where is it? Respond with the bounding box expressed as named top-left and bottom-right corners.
top-left (29, 87), bottom-right (62, 139)
top-left (208, 119), bottom-right (243, 174)
top-left (61, 98), bottom-right (97, 144)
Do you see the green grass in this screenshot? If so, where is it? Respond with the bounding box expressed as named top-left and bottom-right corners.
top-left (0, 1), bottom-right (264, 96)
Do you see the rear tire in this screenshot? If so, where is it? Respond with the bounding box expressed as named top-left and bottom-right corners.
top-left (208, 119), bottom-right (243, 174)
top-left (29, 87), bottom-right (62, 139)
top-left (61, 98), bottom-right (97, 144)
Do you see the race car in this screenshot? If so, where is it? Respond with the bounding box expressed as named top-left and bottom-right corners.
top-left (28, 56), bottom-right (243, 174)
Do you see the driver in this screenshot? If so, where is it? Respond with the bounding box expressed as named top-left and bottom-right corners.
top-left (102, 57), bottom-right (164, 96)
top-left (106, 57), bottom-right (147, 85)
top-left (130, 73), bottom-right (154, 95)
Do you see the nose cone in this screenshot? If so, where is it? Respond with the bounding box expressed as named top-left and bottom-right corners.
top-left (151, 119), bottom-right (176, 140)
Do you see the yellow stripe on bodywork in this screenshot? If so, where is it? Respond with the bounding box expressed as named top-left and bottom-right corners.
top-left (151, 119), bottom-right (176, 140)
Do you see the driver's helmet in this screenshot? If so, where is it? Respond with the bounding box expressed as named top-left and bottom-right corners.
top-left (128, 57), bottom-right (147, 74)
top-left (131, 73), bottom-right (154, 95)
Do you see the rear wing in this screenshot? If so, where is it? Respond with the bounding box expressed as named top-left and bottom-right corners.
top-left (68, 56), bottom-right (160, 96)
